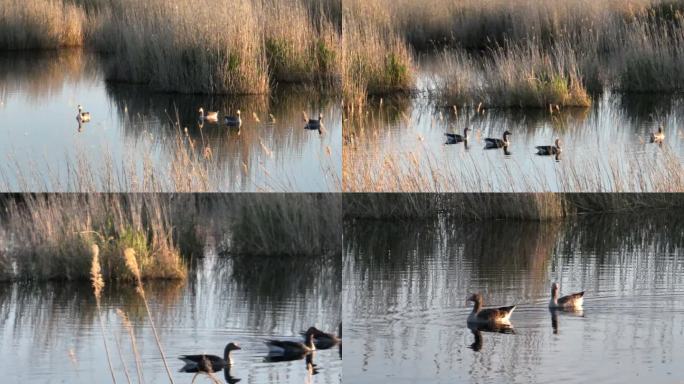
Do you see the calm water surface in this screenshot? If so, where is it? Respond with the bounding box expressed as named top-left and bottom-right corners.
top-left (0, 51), bottom-right (341, 192)
top-left (0, 245), bottom-right (341, 383)
top-left (344, 214), bottom-right (684, 383)
top-left (347, 58), bottom-right (684, 191)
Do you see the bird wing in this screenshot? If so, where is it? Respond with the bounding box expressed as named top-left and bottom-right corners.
top-left (558, 292), bottom-right (584, 305)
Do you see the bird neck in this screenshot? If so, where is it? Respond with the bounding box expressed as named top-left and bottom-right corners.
top-left (471, 298), bottom-right (482, 313)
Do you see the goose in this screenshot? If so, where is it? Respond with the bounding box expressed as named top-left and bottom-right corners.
top-left (225, 110), bottom-right (242, 127)
top-left (305, 113), bottom-right (324, 131)
top-left (466, 293), bottom-right (516, 325)
top-left (650, 125), bottom-right (665, 143)
top-left (445, 127), bottom-right (470, 145)
top-left (266, 331), bottom-right (316, 356)
top-left (199, 108), bottom-right (219, 123)
top-left (299, 326), bottom-right (341, 349)
top-left (76, 105), bottom-right (91, 123)
top-left (548, 282), bottom-right (584, 309)
top-left (179, 342), bottom-right (241, 373)
top-left (536, 138), bottom-right (562, 155)
top-left (484, 131), bottom-right (511, 149)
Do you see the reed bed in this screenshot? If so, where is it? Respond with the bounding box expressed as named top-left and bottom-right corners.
top-left (0, 0), bottom-right (85, 50)
top-left (343, 0), bottom-right (684, 104)
top-left (343, 0), bottom-right (415, 103)
top-left (0, 194), bottom-right (189, 281)
top-left (0, 0), bottom-right (341, 93)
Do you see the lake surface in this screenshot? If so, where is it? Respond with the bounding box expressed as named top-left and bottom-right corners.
top-left (0, 245), bottom-right (341, 383)
top-left (0, 50), bottom-right (341, 192)
top-left (343, 214), bottom-right (684, 383)
top-left (346, 60), bottom-right (684, 191)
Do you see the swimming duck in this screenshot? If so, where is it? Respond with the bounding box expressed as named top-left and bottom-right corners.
top-left (536, 138), bottom-right (562, 155)
top-left (305, 113), bottom-right (324, 132)
top-left (199, 108), bottom-right (219, 123)
top-left (548, 282), bottom-right (584, 309)
top-left (445, 127), bottom-right (470, 145)
top-left (650, 125), bottom-right (665, 143)
top-left (179, 342), bottom-right (241, 373)
top-left (484, 131), bottom-right (511, 148)
top-left (466, 293), bottom-right (516, 325)
top-left (225, 110), bottom-right (242, 127)
top-left (299, 326), bottom-right (341, 349)
top-left (266, 331), bottom-right (316, 356)
top-left (76, 105), bottom-right (91, 123)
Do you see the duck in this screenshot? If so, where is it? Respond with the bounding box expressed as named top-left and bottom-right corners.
top-left (484, 130), bottom-right (511, 149)
top-left (179, 342), bottom-right (241, 373)
top-left (650, 125), bottom-right (665, 143)
top-left (536, 138), bottom-right (562, 155)
top-left (305, 113), bottom-right (324, 131)
top-left (549, 282), bottom-right (584, 309)
top-left (199, 108), bottom-right (219, 123)
top-left (466, 293), bottom-right (516, 325)
top-left (266, 330), bottom-right (316, 356)
top-left (76, 105), bottom-right (91, 123)
top-left (225, 110), bottom-right (242, 127)
top-left (445, 127), bottom-right (470, 145)
top-left (299, 326), bottom-right (341, 349)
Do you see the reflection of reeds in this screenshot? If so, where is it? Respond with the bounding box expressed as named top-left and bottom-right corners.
top-left (90, 244), bottom-right (117, 383)
top-left (124, 248), bottom-right (175, 384)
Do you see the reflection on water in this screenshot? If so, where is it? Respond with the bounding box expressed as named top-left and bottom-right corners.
top-left (0, 50), bottom-right (341, 192)
top-left (347, 84), bottom-right (684, 191)
top-left (0, 247), bottom-right (341, 383)
top-left (344, 214), bottom-right (684, 383)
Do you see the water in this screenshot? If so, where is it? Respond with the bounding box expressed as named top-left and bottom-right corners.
top-left (343, 214), bottom-right (684, 383)
top-left (0, 50), bottom-right (341, 192)
top-left (347, 59), bottom-right (684, 191)
top-left (0, 248), bottom-right (341, 383)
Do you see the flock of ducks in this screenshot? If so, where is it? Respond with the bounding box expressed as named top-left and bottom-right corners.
top-left (75, 105), bottom-right (325, 133)
top-left (178, 325), bottom-right (341, 380)
top-left (445, 123), bottom-right (667, 157)
top-left (467, 282), bottom-right (584, 327)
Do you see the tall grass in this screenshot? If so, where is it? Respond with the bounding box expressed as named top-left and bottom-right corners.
top-left (343, 0), bottom-right (415, 104)
top-left (343, 0), bottom-right (684, 103)
top-left (1, 194), bottom-right (189, 281)
top-left (0, 0), bottom-right (85, 49)
top-left (0, 0), bottom-right (341, 93)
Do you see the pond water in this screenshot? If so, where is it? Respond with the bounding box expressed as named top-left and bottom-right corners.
top-left (0, 50), bottom-right (341, 192)
top-left (343, 214), bottom-right (684, 383)
top-left (346, 60), bottom-right (684, 191)
top-left (0, 247), bottom-right (341, 383)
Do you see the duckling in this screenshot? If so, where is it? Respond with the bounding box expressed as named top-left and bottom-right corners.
top-left (199, 108), bottom-right (219, 123)
top-left (650, 125), bottom-right (665, 143)
top-left (445, 127), bottom-right (470, 145)
top-left (536, 138), bottom-right (562, 155)
top-left (225, 110), bottom-right (242, 127)
top-left (466, 293), bottom-right (516, 325)
top-left (76, 105), bottom-right (91, 123)
top-left (548, 282), bottom-right (584, 309)
top-left (179, 342), bottom-right (241, 373)
top-left (484, 131), bottom-right (511, 149)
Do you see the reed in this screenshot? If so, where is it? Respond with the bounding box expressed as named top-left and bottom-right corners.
top-left (343, 0), bottom-right (415, 104)
top-left (0, 194), bottom-right (188, 281)
top-left (123, 247), bottom-right (175, 384)
top-left (116, 309), bottom-right (144, 384)
top-left (90, 244), bottom-right (117, 384)
top-left (0, 0), bottom-right (85, 49)
top-left (226, 194), bottom-right (341, 257)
